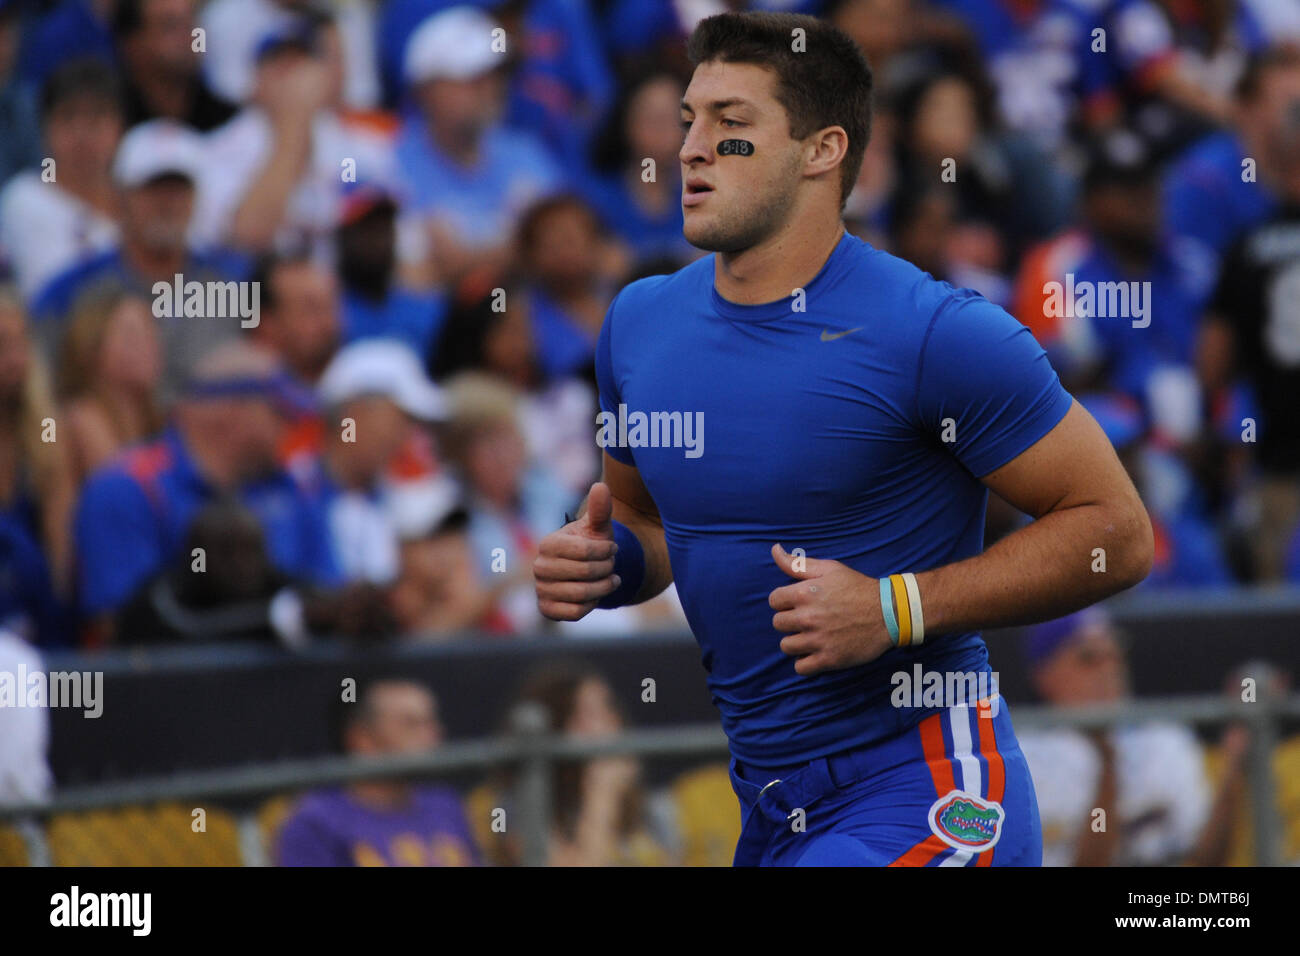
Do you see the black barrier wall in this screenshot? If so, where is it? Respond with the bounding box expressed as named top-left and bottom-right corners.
top-left (40, 590), bottom-right (1300, 785)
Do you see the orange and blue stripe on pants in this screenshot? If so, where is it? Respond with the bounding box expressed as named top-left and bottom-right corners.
top-left (728, 699), bottom-right (1042, 866)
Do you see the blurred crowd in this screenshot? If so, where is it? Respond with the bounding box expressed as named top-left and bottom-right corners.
top-left (2, 610), bottom-right (1296, 865)
top-left (0, 0), bottom-right (1298, 650)
top-left (272, 667), bottom-right (735, 866)
top-left (264, 613), bottom-right (1300, 866)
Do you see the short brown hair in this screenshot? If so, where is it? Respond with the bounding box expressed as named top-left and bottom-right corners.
top-left (687, 11), bottom-right (873, 209)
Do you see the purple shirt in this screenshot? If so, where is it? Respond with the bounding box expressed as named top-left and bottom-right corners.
top-left (276, 786), bottom-right (480, 867)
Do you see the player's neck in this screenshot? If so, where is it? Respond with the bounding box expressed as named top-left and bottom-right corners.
top-left (713, 214), bottom-right (846, 306)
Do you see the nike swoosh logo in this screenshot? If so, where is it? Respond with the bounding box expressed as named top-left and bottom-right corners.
top-left (820, 327), bottom-right (864, 342)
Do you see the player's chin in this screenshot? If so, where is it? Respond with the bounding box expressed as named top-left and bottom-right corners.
top-left (683, 217), bottom-right (748, 254)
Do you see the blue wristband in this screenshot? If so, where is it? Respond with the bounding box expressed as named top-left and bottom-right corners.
top-left (598, 519), bottom-right (646, 609)
top-left (879, 577), bottom-right (900, 646)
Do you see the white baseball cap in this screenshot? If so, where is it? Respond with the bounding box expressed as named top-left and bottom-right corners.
top-left (388, 475), bottom-right (464, 541)
top-left (113, 119), bottom-right (205, 189)
top-left (318, 339), bottom-right (448, 421)
top-left (404, 6), bottom-right (503, 85)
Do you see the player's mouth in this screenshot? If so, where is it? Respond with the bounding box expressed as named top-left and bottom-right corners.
top-left (683, 179), bottom-right (714, 207)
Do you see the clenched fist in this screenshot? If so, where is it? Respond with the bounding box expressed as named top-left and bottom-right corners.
top-left (535, 482), bottom-right (623, 621)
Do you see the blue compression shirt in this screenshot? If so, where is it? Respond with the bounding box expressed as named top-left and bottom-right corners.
top-left (595, 232), bottom-right (1073, 768)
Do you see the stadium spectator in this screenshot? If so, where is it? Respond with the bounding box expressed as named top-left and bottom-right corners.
top-left (1095, 0), bottom-right (1236, 149)
top-left (842, 100), bottom-right (897, 247)
top-left (395, 6), bottom-right (562, 285)
top-left (388, 503), bottom-right (501, 637)
top-left (276, 677), bottom-right (481, 866)
top-left (335, 180), bottom-right (446, 357)
top-left (56, 286), bottom-right (164, 485)
top-left (0, 508), bottom-right (67, 649)
top-left (1162, 42), bottom-right (1300, 278)
top-left (0, 59), bottom-right (122, 303)
top-left (378, 0), bottom-right (612, 146)
top-left (935, 0), bottom-right (1232, 155)
top-left (1201, 660), bottom-right (1300, 865)
top-left (496, 0), bottom-right (615, 171)
top-left (0, 629), bottom-right (53, 806)
top-left (200, 0), bottom-right (380, 110)
top-left (584, 68), bottom-right (695, 270)
top-left (517, 194), bottom-right (622, 380)
top-left (1157, 0), bottom-right (1276, 107)
top-left (311, 338), bottom-right (448, 585)
top-left (248, 252), bottom-right (342, 387)
top-left (891, 72), bottom-right (1012, 300)
top-left (194, 18), bottom-right (395, 258)
top-left (113, 0), bottom-right (238, 131)
top-left (257, 253), bottom-right (459, 554)
top-left (0, 289), bottom-right (76, 608)
top-left (1018, 608), bottom-right (1237, 865)
top-left (0, 1), bottom-right (42, 188)
top-left (440, 371), bottom-right (576, 633)
top-left (929, 0), bottom-right (1118, 149)
top-left (29, 118), bottom-right (249, 400)
top-left (115, 495), bottom-right (395, 645)
top-left (16, 0), bottom-right (118, 91)
top-left (72, 341), bottom-right (342, 641)
top-left (431, 274), bottom-right (598, 498)
top-left (888, 181), bottom-right (966, 288)
top-left (329, 0), bottom-right (385, 112)
top-left (1081, 392), bottom-right (1232, 587)
top-left (1014, 129), bottom-right (1210, 451)
top-left (0, 309), bottom-right (72, 648)
top-left (827, 0), bottom-right (921, 81)
top-left (1201, 112), bottom-right (1300, 582)
top-left (470, 666), bottom-right (675, 865)
top-left (429, 273), bottom-right (533, 384)
top-left (891, 64), bottom-right (1068, 274)
top-left (117, 498), bottom-right (295, 645)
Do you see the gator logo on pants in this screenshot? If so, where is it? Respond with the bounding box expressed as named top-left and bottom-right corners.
top-left (928, 790), bottom-right (1005, 852)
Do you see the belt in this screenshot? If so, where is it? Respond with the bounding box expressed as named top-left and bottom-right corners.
top-left (729, 739), bottom-right (887, 835)
top-left (728, 745), bottom-right (883, 866)
top-left (733, 742), bottom-right (880, 803)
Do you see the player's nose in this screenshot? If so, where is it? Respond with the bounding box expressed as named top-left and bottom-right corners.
top-left (679, 125), bottom-right (712, 167)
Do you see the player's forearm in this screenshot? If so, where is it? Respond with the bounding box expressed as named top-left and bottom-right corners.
top-left (915, 497), bottom-right (1152, 636)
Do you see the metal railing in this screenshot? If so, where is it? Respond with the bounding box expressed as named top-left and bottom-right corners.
top-left (3, 694), bottom-right (1297, 866)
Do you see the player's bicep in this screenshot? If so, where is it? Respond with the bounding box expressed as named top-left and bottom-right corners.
top-left (979, 399), bottom-right (1140, 519)
top-left (602, 451), bottom-right (660, 522)
top-left (917, 290), bottom-right (1074, 476)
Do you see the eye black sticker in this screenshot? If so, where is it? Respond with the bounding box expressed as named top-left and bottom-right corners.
top-left (717, 139), bottom-right (755, 156)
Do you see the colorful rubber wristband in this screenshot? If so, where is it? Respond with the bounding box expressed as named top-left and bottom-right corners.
top-left (902, 572), bottom-right (925, 645)
top-left (890, 573), bottom-right (912, 646)
top-left (879, 577), bottom-right (900, 646)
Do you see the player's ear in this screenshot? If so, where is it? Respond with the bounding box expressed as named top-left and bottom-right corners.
top-left (804, 125), bottom-right (849, 180)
